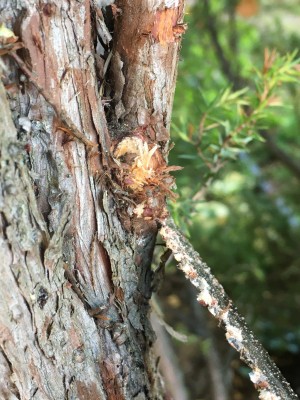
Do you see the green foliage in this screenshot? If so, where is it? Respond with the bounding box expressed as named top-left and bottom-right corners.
top-left (172, 50), bottom-right (300, 202)
top-left (170, 0), bottom-right (300, 359)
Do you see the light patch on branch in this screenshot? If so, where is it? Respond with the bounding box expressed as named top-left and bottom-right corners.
top-left (259, 390), bottom-right (281, 400)
top-left (114, 137), bottom-right (160, 191)
top-left (160, 218), bottom-right (299, 399)
top-left (148, 0), bottom-right (179, 10)
top-left (110, 134), bottom-right (181, 232)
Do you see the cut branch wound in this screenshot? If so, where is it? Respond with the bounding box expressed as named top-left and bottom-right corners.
top-left (160, 218), bottom-right (299, 400)
top-left (111, 133), bottom-right (181, 232)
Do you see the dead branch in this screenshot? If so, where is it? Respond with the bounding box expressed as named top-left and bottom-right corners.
top-left (160, 218), bottom-right (299, 400)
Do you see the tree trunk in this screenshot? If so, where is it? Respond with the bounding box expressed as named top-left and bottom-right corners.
top-left (0, 1), bottom-right (185, 399)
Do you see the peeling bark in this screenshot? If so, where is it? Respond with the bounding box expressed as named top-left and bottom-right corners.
top-left (110, 0), bottom-right (185, 146)
top-left (1, 1), bottom-right (298, 399)
top-left (0, 0), bottom-right (185, 399)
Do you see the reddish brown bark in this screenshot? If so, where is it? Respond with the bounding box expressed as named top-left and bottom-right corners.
top-left (0, 0), bottom-right (185, 398)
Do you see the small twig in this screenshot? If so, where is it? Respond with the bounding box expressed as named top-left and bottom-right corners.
top-left (151, 248), bottom-right (173, 292)
top-left (155, 248), bottom-right (172, 275)
top-left (10, 52), bottom-right (97, 148)
top-left (99, 50), bottom-right (113, 97)
top-left (197, 111), bottom-right (207, 144)
top-left (151, 310), bottom-right (189, 400)
top-left (260, 130), bottom-right (300, 180)
top-left (151, 296), bottom-right (188, 343)
top-left (160, 218), bottom-right (299, 400)
top-left (63, 263), bottom-right (87, 305)
top-left (228, 1), bottom-right (239, 59)
top-left (203, 0), bottom-right (238, 86)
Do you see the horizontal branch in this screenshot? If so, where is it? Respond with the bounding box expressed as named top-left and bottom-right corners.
top-left (160, 218), bottom-right (298, 400)
top-left (260, 130), bottom-right (300, 180)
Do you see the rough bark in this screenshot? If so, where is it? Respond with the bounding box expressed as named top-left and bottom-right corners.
top-left (187, 283), bottom-right (231, 400)
top-left (0, 0), bottom-right (185, 399)
top-left (160, 218), bottom-right (299, 400)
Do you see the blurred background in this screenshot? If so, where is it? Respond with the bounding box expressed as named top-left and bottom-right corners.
top-left (154, 1), bottom-right (300, 399)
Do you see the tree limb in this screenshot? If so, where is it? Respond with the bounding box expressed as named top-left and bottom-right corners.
top-left (203, 0), bottom-right (239, 86)
top-left (160, 218), bottom-right (299, 400)
top-left (187, 282), bottom-right (231, 400)
top-left (260, 130), bottom-right (300, 180)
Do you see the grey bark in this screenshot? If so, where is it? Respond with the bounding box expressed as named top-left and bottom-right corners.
top-left (0, 0), bottom-right (185, 398)
top-left (160, 218), bottom-right (299, 400)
